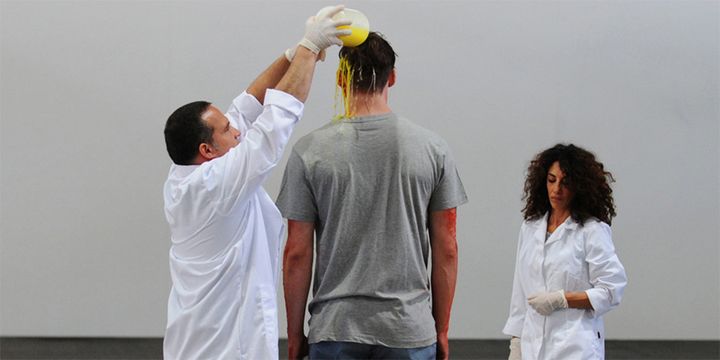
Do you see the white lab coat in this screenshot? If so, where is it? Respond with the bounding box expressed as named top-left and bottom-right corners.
top-left (163, 89), bottom-right (303, 360)
top-left (503, 213), bottom-right (627, 360)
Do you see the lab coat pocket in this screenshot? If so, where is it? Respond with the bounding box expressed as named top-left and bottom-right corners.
top-left (592, 327), bottom-right (604, 359)
top-left (574, 317), bottom-right (604, 359)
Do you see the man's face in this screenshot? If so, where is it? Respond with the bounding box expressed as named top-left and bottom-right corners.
top-left (201, 105), bottom-right (241, 159)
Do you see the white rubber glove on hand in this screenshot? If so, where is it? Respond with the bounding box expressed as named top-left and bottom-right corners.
top-left (284, 47), bottom-right (296, 62)
top-left (508, 337), bottom-right (521, 360)
top-left (285, 47), bottom-right (326, 62)
top-left (314, 5), bottom-right (338, 20)
top-left (527, 290), bottom-right (568, 316)
top-left (298, 5), bottom-right (351, 54)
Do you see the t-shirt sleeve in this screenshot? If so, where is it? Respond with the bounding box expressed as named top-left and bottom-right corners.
top-left (428, 146), bottom-right (468, 211)
top-left (276, 149), bottom-right (318, 222)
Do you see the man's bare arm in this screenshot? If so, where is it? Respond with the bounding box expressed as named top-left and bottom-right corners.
top-left (245, 55), bottom-right (292, 104)
top-left (283, 220), bottom-right (314, 360)
top-left (430, 207), bottom-right (459, 360)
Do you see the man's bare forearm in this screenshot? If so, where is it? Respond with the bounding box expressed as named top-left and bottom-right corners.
top-left (275, 47), bottom-right (318, 103)
top-left (283, 220), bottom-right (314, 339)
top-left (246, 54), bottom-right (291, 104)
top-left (430, 208), bottom-right (459, 336)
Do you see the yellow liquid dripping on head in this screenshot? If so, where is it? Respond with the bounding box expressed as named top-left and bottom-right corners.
top-left (334, 56), bottom-right (354, 121)
top-left (337, 25), bottom-right (369, 47)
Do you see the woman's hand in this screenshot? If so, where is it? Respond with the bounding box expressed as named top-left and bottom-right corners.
top-left (527, 290), bottom-right (568, 315)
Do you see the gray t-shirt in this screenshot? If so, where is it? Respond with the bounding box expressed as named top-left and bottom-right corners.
top-left (276, 113), bottom-right (467, 348)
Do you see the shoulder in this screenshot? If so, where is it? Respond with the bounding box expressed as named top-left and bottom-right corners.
top-left (397, 117), bottom-right (446, 141)
top-left (292, 122), bottom-right (337, 155)
top-left (580, 218), bottom-right (611, 236)
top-left (396, 116), bottom-right (452, 153)
top-left (578, 218), bottom-right (614, 250)
top-left (522, 212), bottom-right (546, 229)
top-left (519, 216), bottom-right (542, 236)
top-left (164, 164), bottom-right (215, 204)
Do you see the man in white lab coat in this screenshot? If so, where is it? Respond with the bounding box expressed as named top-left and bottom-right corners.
top-left (161, 7), bottom-right (351, 360)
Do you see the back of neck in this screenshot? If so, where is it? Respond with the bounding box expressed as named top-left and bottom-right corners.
top-left (349, 90), bottom-right (391, 117)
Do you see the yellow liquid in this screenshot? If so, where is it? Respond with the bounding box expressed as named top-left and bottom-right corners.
top-left (334, 56), bottom-right (354, 120)
top-left (337, 25), bottom-right (369, 47)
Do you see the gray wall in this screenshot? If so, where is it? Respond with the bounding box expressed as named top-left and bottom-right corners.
top-left (1, 0), bottom-right (718, 339)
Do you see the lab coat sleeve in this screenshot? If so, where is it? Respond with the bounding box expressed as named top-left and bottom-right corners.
top-left (225, 91), bottom-right (264, 131)
top-left (503, 225), bottom-right (527, 337)
top-left (584, 222), bottom-right (627, 317)
top-left (207, 89), bottom-right (303, 214)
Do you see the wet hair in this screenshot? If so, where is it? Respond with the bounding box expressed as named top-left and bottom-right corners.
top-left (338, 31), bottom-right (397, 93)
top-left (164, 101), bottom-right (212, 165)
top-left (522, 144), bottom-right (616, 225)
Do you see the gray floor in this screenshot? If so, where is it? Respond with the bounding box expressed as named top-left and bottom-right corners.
top-left (1, 338), bottom-right (718, 359)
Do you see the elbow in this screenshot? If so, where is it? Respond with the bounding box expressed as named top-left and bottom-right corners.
top-left (433, 248), bottom-right (458, 268)
top-left (608, 286), bottom-right (624, 307)
top-left (284, 220), bottom-right (315, 272)
top-left (586, 286), bottom-right (622, 317)
top-left (600, 274), bottom-right (627, 308)
top-left (445, 246), bottom-right (459, 263)
top-left (434, 242), bottom-right (458, 264)
top-left (283, 246), bottom-right (312, 270)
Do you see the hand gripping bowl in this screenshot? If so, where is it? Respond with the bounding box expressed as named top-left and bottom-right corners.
top-left (333, 8), bottom-right (370, 47)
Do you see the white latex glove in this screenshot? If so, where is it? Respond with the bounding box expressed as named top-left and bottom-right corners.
top-left (298, 5), bottom-right (351, 54)
top-left (285, 46), bottom-right (325, 62)
top-left (527, 290), bottom-right (568, 316)
top-left (508, 337), bottom-right (521, 360)
top-left (284, 46), bottom-right (295, 62)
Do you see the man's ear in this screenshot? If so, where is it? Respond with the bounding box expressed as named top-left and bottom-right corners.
top-left (388, 68), bottom-right (396, 87)
top-left (198, 142), bottom-right (216, 160)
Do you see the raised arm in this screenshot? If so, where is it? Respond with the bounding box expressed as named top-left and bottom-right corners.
top-left (430, 207), bottom-right (459, 360)
top-left (226, 5), bottom-right (351, 129)
top-left (275, 5), bottom-right (350, 103)
top-left (211, 7), bottom-right (352, 212)
top-left (274, 47), bottom-right (318, 103)
top-left (225, 48), bottom-right (295, 130)
top-left (246, 55), bottom-right (292, 104)
top-left (283, 220), bottom-right (315, 360)
top-left (247, 4), bottom-right (350, 103)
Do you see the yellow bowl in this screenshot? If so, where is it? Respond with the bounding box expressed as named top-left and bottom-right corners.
top-left (333, 8), bottom-right (370, 47)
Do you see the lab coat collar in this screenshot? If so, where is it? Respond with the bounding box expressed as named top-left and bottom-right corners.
top-left (170, 164), bottom-right (200, 178)
top-left (532, 213), bottom-right (549, 242)
top-left (532, 212), bottom-right (579, 244)
top-left (563, 217), bottom-right (579, 231)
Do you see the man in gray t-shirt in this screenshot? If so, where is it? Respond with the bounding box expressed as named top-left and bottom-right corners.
top-left (277, 32), bottom-right (467, 360)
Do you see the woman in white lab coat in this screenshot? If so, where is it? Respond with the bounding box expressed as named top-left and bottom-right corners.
top-left (503, 144), bottom-right (627, 360)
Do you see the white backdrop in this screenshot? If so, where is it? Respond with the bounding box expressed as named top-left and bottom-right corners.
top-left (1, 0), bottom-right (718, 339)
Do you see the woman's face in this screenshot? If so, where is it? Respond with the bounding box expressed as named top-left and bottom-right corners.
top-left (546, 161), bottom-right (573, 212)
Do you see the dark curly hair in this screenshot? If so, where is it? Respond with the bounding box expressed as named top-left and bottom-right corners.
top-left (522, 144), bottom-right (616, 225)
